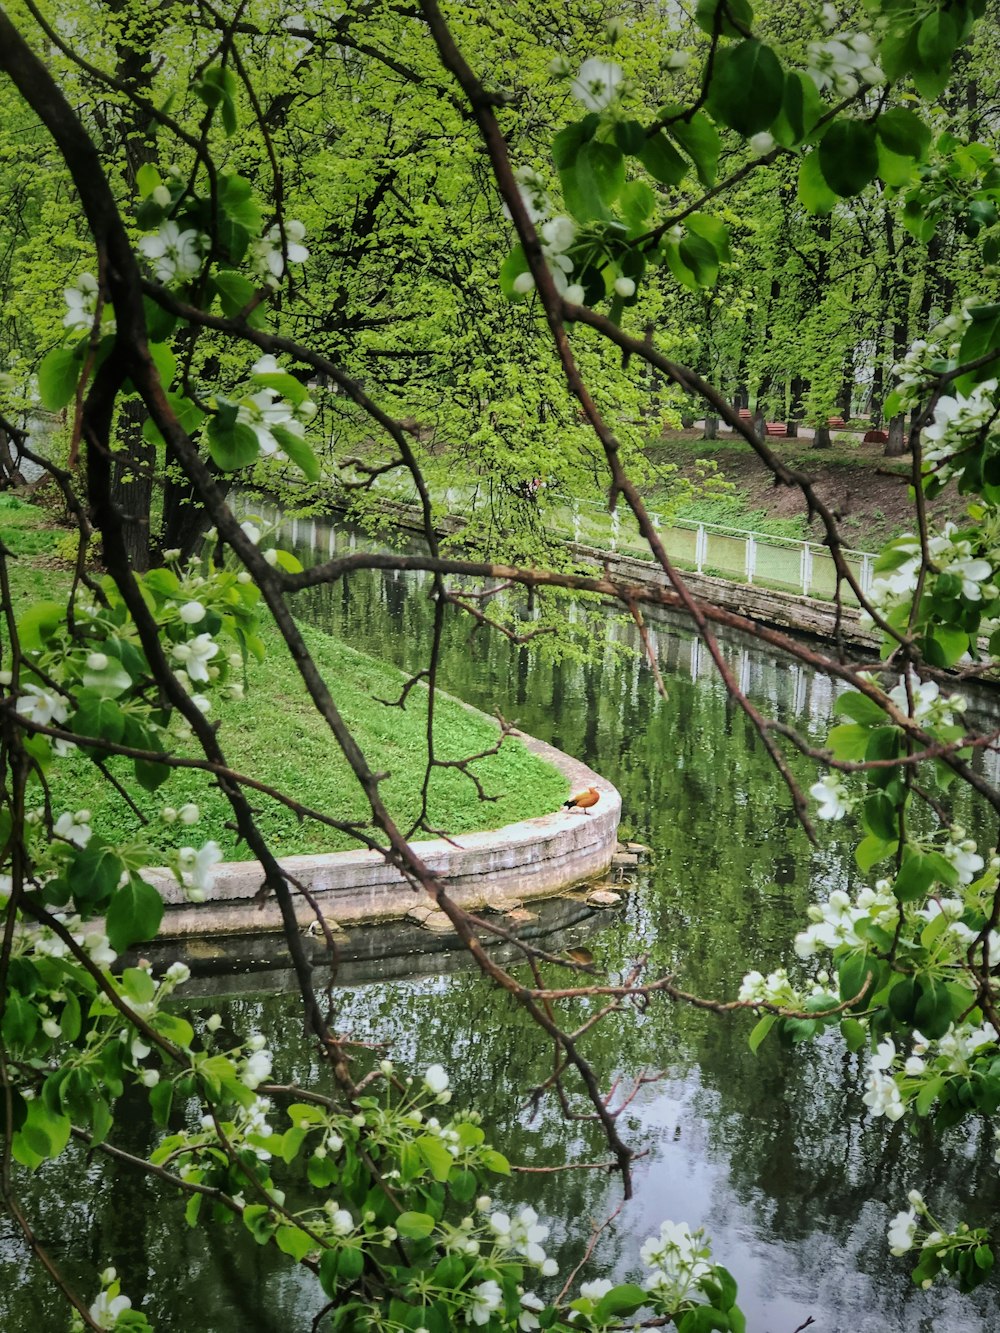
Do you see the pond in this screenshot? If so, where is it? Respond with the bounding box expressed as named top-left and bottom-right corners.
top-left (4, 511), bottom-right (999, 1331)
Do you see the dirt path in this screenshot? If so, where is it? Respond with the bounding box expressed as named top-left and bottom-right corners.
top-left (648, 428), bottom-right (970, 551)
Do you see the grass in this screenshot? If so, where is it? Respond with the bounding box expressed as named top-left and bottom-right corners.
top-left (4, 497), bottom-right (569, 861)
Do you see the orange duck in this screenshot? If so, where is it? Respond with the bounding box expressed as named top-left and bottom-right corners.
top-left (563, 785), bottom-right (600, 815)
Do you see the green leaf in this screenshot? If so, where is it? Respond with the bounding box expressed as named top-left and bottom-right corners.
top-left (272, 549), bottom-right (304, 574)
top-left (613, 119), bottom-right (647, 156)
top-left (620, 180), bottom-right (656, 229)
top-left (69, 840), bottom-right (124, 907)
top-left (242, 1203), bottom-right (276, 1245)
top-left (594, 1283), bottom-right (649, 1319)
top-left (269, 424), bottom-right (320, 482)
top-left (855, 834), bottom-right (894, 872)
top-left (772, 71), bottom-right (822, 148)
top-left (827, 723), bottom-right (869, 762)
top-left (708, 41), bottom-right (784, 136)
top-left (70, 690), bottom-right (125, 745)
top-left (396, 1211), bottom-right (436, 1240)
top-left (686, 213), bottom-right (731, 263)
top-left (877, 140), bottom-right (918, 188)
top-left (416, 1135), bottom-right (453, 1182)
top-left (914, 977), bottom-right (955, 1039)
top-left (637, 131), bottom-right (688, 187)
top-left (798, 152), bottom-right (837, 215)
top-left (838, 952), bottom-right (872, 1007)
top-left (863, 792), bottom-right (899, 842)
top-left (694, 0), bottom-right (754, 39)
top-left (275, 1225), bottom-right (313, 1261)
top-left (106, 875), bottom-right (164, 952)
top-left (748, 1013), bottom-right (776, 1053)
top-left (552, 115), bottom-right (599, 169)
top-left (141, 390), bottom-right (206, 447)
top-left (149, 1079), bottom-right (174, 1126)
top-left (213, 269), bottom-right (257, 315)
top-left (917, 10), bottom-right (958, 65)
top-left (893, 849), bottom-right (936, 902)
top-left (480, 1148), bottom-right (510, 1175)
top-left (835, 691), bottom-right (887, 726)
top-left (959, 304), bottom-right (1000, 386)
top-left (840, 1017), bottom-right (867, 1052)
top-left (499, 244), bottom-right (532, 302)
top-left (876, 108), bottom-right (932, 160)
top-left (17, 600), bottom-right (66, 650)
top-left (679, 229), bottom-right (720, 286)
top-left (668, 111), bottom-right (721, 187)
top-left (82, 657), bottom-right (133, 698)
top-left (135, 755), bottom-right (171, 792)
top-left (14, 1098), bottom-right (71, 1165)
top-left (122, 966), bottom-right (156, 1005)
top-left (149, 341), bottom-right (176, 389)
top-left (584, 141), bottom-right (625, 204)
top-left (819, 120), bottom-right (879, 197)
top-left (560, 151), bottom-right (612, 222)
top-left (38, 347), bottom-right (83, 411)
top-left (136, 164), bottom-right (162, 198)
top-left (922, 625), bottom-right (969, 668)
top-left (206, 416), bottom-right (260, 471)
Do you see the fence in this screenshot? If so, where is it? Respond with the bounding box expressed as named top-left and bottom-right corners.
top-left (368, 479), bottom-right (876, 606)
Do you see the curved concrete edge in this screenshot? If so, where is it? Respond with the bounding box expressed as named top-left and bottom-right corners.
top-left (143, 728), bottom-right (621, 940)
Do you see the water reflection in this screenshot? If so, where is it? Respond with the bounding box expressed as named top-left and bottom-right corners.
top-left (4, 511), bottom-right (999, 1331)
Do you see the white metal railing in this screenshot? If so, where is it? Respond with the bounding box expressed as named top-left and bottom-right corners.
top-left (367, 477), bottom-right (876, 605)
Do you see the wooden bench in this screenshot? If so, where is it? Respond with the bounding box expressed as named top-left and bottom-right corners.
top-left (863, 428), bottom-right (889, 443)
top-left (765, 422), bottom-right (788, 437)
top-left (827, 416), bottom-right (846, 428)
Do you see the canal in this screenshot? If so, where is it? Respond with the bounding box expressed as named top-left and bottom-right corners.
top-left (3, 511), bottom-right (998, 1331)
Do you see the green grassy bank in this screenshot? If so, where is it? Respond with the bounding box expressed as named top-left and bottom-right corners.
top-left (3, 495), bottom-right (568, 860)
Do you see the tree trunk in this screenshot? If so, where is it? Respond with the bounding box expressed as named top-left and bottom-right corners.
top-left (161, 464), bottom-right (229, 562)
top-left (837, 352), bottom-right (854, 420)
top-left (0, 426), bottom-right (27, 489)
top-left (813, 424), bottom-right (832, 450)
top-left (786, 376), bottom-right (805, 437)
top-left (884, 414), bottom-right (909, 456)
top-left (108, 400), bottom-right (155, 572)
top-left (703, 415), bottom-right (718, 440)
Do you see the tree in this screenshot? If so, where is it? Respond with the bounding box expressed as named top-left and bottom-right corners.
top-left (3, 0), bottom-right (1000, 1328)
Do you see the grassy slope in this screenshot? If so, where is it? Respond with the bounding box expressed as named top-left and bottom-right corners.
top-left (3, 496), bottom-right (568, 861)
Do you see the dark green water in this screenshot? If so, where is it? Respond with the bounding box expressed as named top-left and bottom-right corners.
top-left (4, 512), bottom-right (1000, 1331)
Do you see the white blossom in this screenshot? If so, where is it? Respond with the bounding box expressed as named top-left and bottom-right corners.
top-left (88, 1290), bottom-right (133, 1330)
top-left (749, 131), bottom-right (775, 157)
top-left (807, 32), bottom-right (882, 96)
top-left (249, 220), bottom-right (309, 287)
top-left (53, 810), bottom-right (92, 848)
top-left (809, 773), bottom-right (851, 821)
top-left (63, 272), bottom-right (101, 334)
top-left (467, 1279), bottom-right (502, 1325)
top-left (241, 1048), bottom-right (273, 1090)
top-left (176, 840), bottom-right (223, 902)
top-left (139, 220), bottom-right (204, 284)
top-left (888, 1206), bottom-right (918, 1256)
top-left (423, 1063), bottom-right (450, 1096)
top-left (579, 1278), bottom-right (613, 1299)
top-left (571, 58), bottom-right (624, 111)
top-left (171, 632), bottom-right (218, 683)
top-left (178, 600), bottom-right (206, 624)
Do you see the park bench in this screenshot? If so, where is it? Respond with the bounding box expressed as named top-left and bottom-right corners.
top-left (764, 422), bottom-right (788, 437)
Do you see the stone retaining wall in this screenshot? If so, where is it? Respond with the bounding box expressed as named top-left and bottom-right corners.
top-left (144, 731), bottom-right (621, 941)
top-left (363, 500), bottom-right (879, 651)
